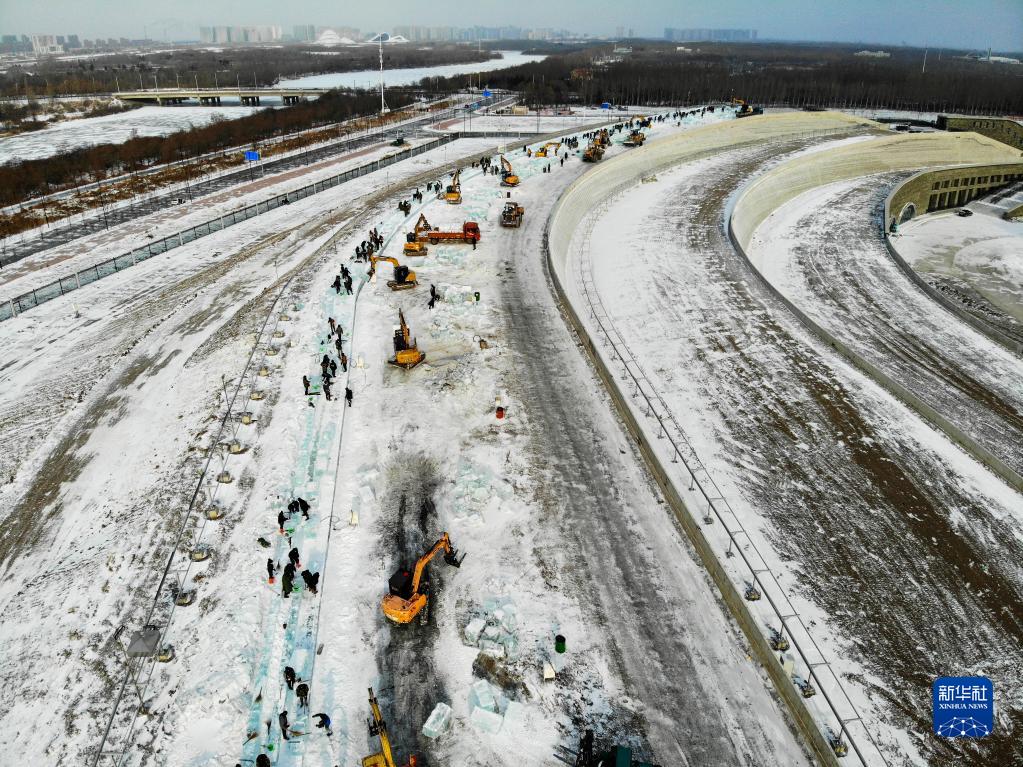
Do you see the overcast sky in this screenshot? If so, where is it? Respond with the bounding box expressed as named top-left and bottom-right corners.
top-left (2, 0), bottom-right (1021, 51)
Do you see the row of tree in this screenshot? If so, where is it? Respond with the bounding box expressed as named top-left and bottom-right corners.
top-left (426, 42), bottom-right (1023, 115)
top-left (0, 44), bottom-right (494, 98)
top-left (0, 90), bottom-right (410, 206)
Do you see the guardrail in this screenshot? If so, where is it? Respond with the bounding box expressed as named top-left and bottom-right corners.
top-left (0, 134), bottom-right (456, 323)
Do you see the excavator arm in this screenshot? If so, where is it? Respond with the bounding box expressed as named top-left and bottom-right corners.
top-left (413, 213), bottom-right (432, 236)
top-left (501, 155), bottom-right (512, 174)
top-left (409, 532), bottom-right (464, 595)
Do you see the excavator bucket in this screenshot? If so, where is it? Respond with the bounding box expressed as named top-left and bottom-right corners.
top-left (443, 548), bottom-right (466, 568)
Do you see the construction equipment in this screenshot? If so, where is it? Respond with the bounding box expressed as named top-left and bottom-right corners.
top-left (444, 168), bottom-right (462, 204)
top-left (623, 129), bottom-right (646, 147)
top-left (582, 142), bottom-right (604, 163)
top-left (382, 532), bottom-right (465, 624)
top-left (500, 201), bottom-right (525, 228)
top-left (388, 309), bottom-right (424, 370)
top-left (403, 213), bottom-right (432, 256)
top-left (417, 221), bottom-right (481, 246)
top-left (362, 688), bottom-right (416, 767)
top-left (555, 730), bottom-right (661, 767)
top-left (535, 141), bottom-right (561, 158)
top-left (596, 129), bottom-right (611, 147)
top-left (370, 256), bottom-right (417, 291)
top-left (499, 155), bottom-right (520, 187)
top-left (733, 98), bottom-right (764, 118)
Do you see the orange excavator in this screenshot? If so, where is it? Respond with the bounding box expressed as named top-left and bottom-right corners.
top-left (388, 309), bottom-right (424, 369)
top-left (362, 688), bottom-right (416, 767)
top-left (382, 532), bottom-right (465, 624)
top-left (403, 214), bottom-right (431, 256)
top-left (444, 168), bottom-right (462, 204)
top-left (500, 155), bottom-right (519, 187)
top-left (582, 142), bottom-right (604, 163)
top-left (370, 256), bottom-right (418, 291)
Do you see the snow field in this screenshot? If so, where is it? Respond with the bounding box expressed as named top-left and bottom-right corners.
top-left (551, 128), bottom-right (1023, 766)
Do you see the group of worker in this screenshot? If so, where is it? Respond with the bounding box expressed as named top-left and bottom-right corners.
top-left (332, 268), bottom-right (354, 296)
top-left (354, 227), bottom-right (384, 262)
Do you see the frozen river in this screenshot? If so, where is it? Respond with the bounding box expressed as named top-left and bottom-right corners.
top-left (0, 51), bottom-right (545, 165)
top-left (277, 49), bottom-right (546, 89)
top-left (0, 105), bottom-right (260, 165)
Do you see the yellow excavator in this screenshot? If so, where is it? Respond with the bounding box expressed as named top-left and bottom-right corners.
top-left (582, 142), bottom-right (604, 163)
top-left (596, 128), bottom-right (611, 147)
top-left (362, 688), bottom-right (416, 767)
top-left (535, 141), bottom-right (561, 158)
top-left (370, 256), bottom-right (418, 291)
top-left (403, 213), bottom-right (431, 256)
top-left (388, 309), bottom-right (425, 369)
top-left (499, 155), bottom-right (519, 187)
top-left (382, 532), bottom-right (465, 624)
top-left (444, 169), bottom-right (462, 204)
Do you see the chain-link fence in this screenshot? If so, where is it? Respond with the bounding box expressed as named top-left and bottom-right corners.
top-left (1, 134), bottom-right (457, 323)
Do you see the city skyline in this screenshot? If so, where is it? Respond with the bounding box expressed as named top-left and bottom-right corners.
top-left (1, 0), bottom-right (1021, 51)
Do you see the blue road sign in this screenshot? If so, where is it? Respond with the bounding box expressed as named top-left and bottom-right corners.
top-left (600, 102), bottom-right (612, 110)
top-left (483, 88), bottom-right (492, 98)
top-left (933, 677), bottom-right (993, 738)
top-left (244, 150), bottom-right (260, 161)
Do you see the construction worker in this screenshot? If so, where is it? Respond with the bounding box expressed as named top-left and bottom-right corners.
top-left (301, 569), bottom-right (319, 595)
top-left (282, 568), bottom-right (294, 598)
top-left (277, 510), bottom-right (286, 533)
top-left (289, 547), bottom-right (301, 569)
top-left (323, 378), bottom-right (333, 401)
top-left (328, 317), bottom-right (336, 334)
top-left (340, 351), bottom-right (348, 372)
top-left (345, 387), bottom-right (353, 407)
top-left (302, 375), bottom-right (310, 395)
top-left (279, 710), bottom-right (290, 740)
top-left (329, 360), bottom-right (337, 378)
top-left (331, 276), bottom-right (341, 295)
top-left (257, 755), bottom-right (272, 767)
top-left (284, 666), bottom-right (296, 690)
top-left (283, 562), bottom-right (296, 585)
top-left (296, 682), bottom-right (310, 708)
top-left (313, 712), bottom-right (333, 736)
top-left (266, 558), bottom-right (276, 584)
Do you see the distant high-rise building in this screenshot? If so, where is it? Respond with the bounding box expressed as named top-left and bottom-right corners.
top-left (293, 25), bottom-right (316, 42)
top-left (200, 25), bottom-right (282, 44)
top-left (664, 28), bottom-right (757, 43)
top-left (30, 34), bottom-right (63, 54)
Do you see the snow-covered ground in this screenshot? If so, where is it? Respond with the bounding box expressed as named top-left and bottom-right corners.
top-left (747, 173), bottom-right (1023, 480)
top-left (556, 138), bottom-right (1023, 766)
top-left (0, 104), bottom-right (262, 164)
top-left (434, 106), bottom-right (660, 134)
top-left (0, 109), bottom-right (815, 767)
top-left (278, 50), bottom-right (546, 89)
top-left (895, 203), bottom-right (1023, 329)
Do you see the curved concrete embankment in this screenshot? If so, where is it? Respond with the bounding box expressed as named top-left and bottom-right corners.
top-left (730, 131), bottom-right (1020, 246)
top-left (728, 132), bottom-right (1023, 494)
top-left (545, 112), bottom-right (873, 767)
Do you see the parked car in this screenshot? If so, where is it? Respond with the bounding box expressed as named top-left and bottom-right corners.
top-left (956, 208), bottom-right (974, 217)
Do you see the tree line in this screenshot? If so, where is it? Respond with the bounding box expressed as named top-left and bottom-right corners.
top-left (0, 44), bottom-right (494, 98)
top-left (0, 90), bottom-right (411, 206)
top-left (425, 42), bottom-right (1023, 115)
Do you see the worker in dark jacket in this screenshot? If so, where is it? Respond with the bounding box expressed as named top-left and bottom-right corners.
top-left (279, 710), bottom-right (290, 740)
top-left (266, 558), bottom-right (275, 584)
top-left (296, 682), bottom-right (310, 708)
top-left (314, 712), bottom-right (333, 736)
top-left (284, 666), bottom-right (296, 689)
top-left (301, 569), bottom-right (320, 595)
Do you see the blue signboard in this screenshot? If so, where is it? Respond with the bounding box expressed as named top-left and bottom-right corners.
top-left (933, 677), bottom-right (993, 738)
top-left (244, 150), bottom-right (260, 161)
top-left (600, 101), bottom-right (612, 110)
top-left (482, 88), bottom-right (492, 98)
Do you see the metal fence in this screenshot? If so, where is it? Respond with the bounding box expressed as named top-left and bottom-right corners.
top-left (0, 134), bottom-right (457, 323)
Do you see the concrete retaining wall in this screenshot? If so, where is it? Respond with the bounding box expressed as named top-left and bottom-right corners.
top-left (883, 168), bottom-right (1023, 356)
top-left (729, 134), bottom-right (1023, 493)
top-left (887, 162), bottom-right (1023, 219)
top-left (544, 112), bottom-right (874, 767)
